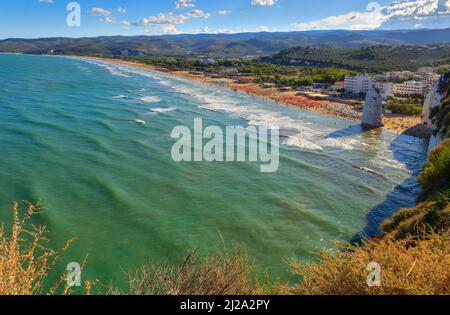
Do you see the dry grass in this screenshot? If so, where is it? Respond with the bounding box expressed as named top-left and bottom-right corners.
top-left (280, 233), bottom-right (450, 295)
top-left (113, 245), bottom-right (259, 295)
top-left (0, 201), bottom-right (91, 295)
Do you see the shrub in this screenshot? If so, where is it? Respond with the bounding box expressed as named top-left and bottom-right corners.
top-left (384, 103), bottom-right (422, 115)
top-left (382, 190), bottom-right (450, 239)
top-left (114, 245), bottom-right (259, 295)
top-left (0, 202), bottom-right (90, 295)
top-left (281, 233), bottom-right (450, 295)
top-left (418, 139), bottom-right (450, 199)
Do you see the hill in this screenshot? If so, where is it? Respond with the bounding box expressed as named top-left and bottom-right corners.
top-left (264, 45), bottom-right (450, 72)
top-left (1, 28), bottom-right (450, 58)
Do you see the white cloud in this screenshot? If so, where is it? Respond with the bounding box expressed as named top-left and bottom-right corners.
top-left (257, 26), bottom-right (271, 32)
top-left (216, 10), bottom-right (231, 15)
top-left (135, 9), bottom-right (210, 26)
top-left (99, 16), bottom-right (116, 23)
top-left (90, 8), bottom-right (112, 17)
top-left (293, 0), bottom-right (450, 30)
top-left (251, 0), bottom-right (277, 6)
top-left (117, 6), bottom-right (127, 14)
top-left (175, 0), bottom-right (195, 10)
top-left (39, 0), bottom-right (54, 3)
top-left (216, 28), bottom-right (235, 34)
top-left (158, 24), bottom-right (179, 33)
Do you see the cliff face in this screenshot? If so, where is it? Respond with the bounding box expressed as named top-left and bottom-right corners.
top-left (362, 87), bottom-right (384, 128)
top-left (422, 72), bottom-right (450, 155)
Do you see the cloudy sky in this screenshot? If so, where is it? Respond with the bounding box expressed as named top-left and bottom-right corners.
top-left (0, 0), bottom-right (449, 39)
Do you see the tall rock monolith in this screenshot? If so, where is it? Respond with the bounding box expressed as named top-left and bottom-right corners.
top-left (362, 87), bottom-right (384, 128)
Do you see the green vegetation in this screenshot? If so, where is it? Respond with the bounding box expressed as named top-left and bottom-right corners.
top-left (266, 45), bottom-right (450, 72)
top-left (253, 67), bottom-right (355, 87)
top-left (385, 97), bottom-right (423, 116)
top-left (418, 139), bottom-right (450, 199)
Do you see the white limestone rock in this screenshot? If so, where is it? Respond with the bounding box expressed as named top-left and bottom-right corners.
top-left (422, 79), bottom-right (444, 130)
top-left (362, 87), bottom-right (384, 128)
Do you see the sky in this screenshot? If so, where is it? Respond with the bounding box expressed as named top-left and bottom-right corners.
top-left (0, 0), bottom-right (450, 39)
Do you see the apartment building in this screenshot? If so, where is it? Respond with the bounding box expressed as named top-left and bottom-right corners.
top-left (344, 74), bottom-right (393, 99)
top-left (393, 81), bottom-right (427, 96)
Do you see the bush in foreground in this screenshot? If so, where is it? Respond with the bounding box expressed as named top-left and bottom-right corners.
top-left (0, 202), bottom-right (91, 295)
top-left (113, 246), bottom-right (259, 295)
top-left (280, 233), bottom-right (449, 295)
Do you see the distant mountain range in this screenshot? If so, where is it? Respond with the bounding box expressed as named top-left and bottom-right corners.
top-left (1, 28), bottom-right (450, 58)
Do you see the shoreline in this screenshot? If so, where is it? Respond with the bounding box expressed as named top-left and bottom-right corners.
top-left (74, 56), bottom-right (426, 137)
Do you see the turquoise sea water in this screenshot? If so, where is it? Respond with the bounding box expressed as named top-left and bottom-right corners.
top-left (0, 54), bottom-right (427, 289)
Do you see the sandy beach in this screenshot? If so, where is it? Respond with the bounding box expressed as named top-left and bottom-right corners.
top-left (77, 56), bottom-right (424, 136)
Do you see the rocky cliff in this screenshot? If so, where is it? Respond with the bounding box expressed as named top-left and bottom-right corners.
top-left (422, 72), bottom-right (450, 155)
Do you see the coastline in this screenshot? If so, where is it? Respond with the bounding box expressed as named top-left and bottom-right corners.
top-left (74, 56), bottom-right (424, 136)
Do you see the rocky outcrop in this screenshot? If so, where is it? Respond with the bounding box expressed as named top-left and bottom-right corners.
top-left (422, 72), bottom-right (450, 155)
top-left (362, 87), bottom-right (384, 128)
top-left (422, 78), bottom-right (444, 130)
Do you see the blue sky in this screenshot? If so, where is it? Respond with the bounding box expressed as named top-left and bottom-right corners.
top-left (0, 0), bottom-right (449, 39)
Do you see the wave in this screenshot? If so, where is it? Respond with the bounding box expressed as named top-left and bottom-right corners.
top-left (150, 107), bottom-right (176, 113)
top-left (140, 96), bottom-right (162, 103)
top-left (133, 119), bottom-right (146, 125)
top-left (283, 134), bottom-right (323, 151)
top-left (112, 95), bottom-right (127, 99)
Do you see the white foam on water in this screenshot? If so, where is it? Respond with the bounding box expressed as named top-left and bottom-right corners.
top-left (140, 96), bottom-right (162, 103)
top-left (133, 119), bottom-right (146, 125)
top-left (150, 107), bottom-right (176, 113)
top-left (319, 138), bottom-right (354, 150)
top-left (283, 134), bottom-right (323, 151)
top-left (112, 95), bottom-right (127, 99)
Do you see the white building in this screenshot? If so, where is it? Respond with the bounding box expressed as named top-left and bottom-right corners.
top-left (372, 81), bottom-right (393, 99)
top-left (393, 81), bottom-right (427, 96)
top-left (344, 74), bottom-right (393, 99)
top-left (344, 74), bottom-right (370, 95)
